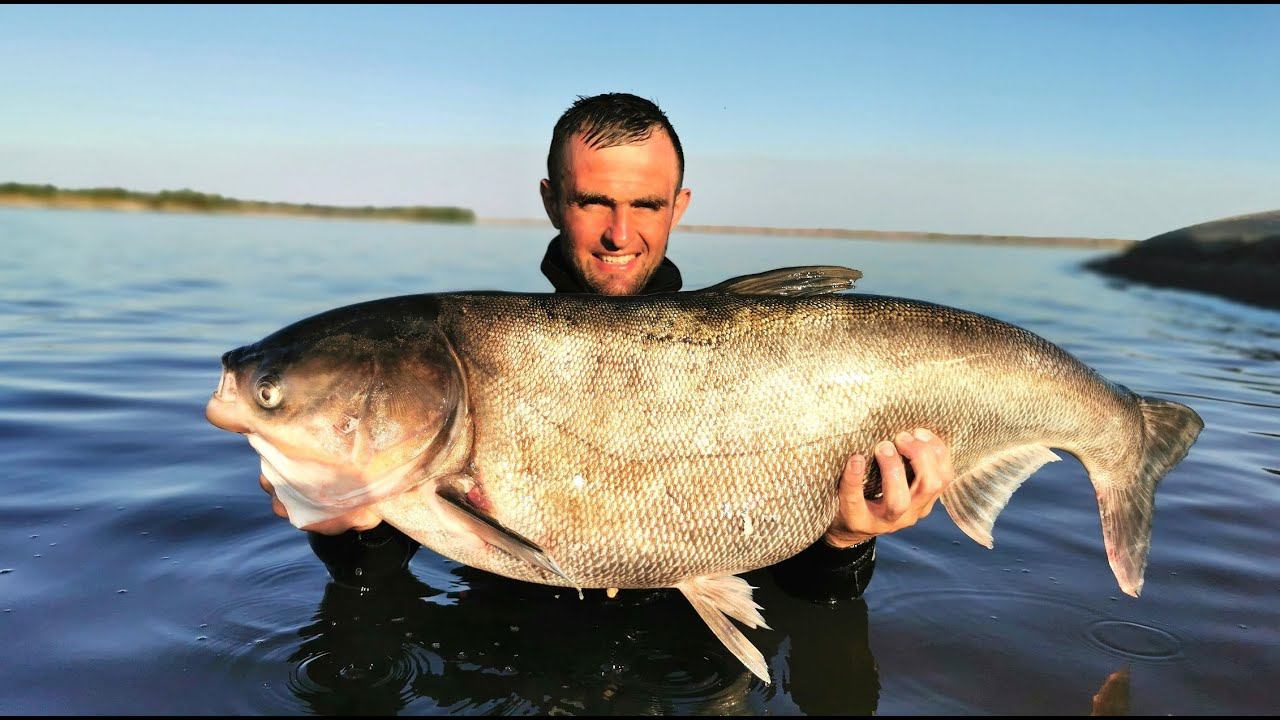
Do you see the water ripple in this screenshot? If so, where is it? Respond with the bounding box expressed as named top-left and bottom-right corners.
top-left (1086, 620), bottom-right (1185, 662)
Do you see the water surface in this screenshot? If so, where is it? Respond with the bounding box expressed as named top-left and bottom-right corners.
top-left (1, 208), bottom-right (1276, 714)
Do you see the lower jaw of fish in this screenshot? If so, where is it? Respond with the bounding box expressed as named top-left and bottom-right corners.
top-left (249, 432), bottom-right (446, 525)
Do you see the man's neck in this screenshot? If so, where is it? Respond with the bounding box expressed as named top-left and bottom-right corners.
top-left (539, 235), bottom-right (683, 294)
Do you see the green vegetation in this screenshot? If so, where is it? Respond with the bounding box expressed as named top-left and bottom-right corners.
top-left (0, 182), bottom-right (475, 224)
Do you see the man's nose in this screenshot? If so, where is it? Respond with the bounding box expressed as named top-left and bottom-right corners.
top-left (604, 206), bottom-right (631, 247)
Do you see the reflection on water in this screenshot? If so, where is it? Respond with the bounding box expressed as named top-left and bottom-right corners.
top-left (1090, 667), bottom-right (1131, 717)
top-left (277, 564), bottom-right (880, 716)
top-left (1, 208), bottom-right (1277, 714)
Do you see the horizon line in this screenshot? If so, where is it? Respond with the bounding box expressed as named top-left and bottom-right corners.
top-left (477, 217), bottom-right (1138, 249)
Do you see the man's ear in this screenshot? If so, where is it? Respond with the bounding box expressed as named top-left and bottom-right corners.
top-left (539, 178), bottom-right (562, 230)
top-left (671, 187), bottom-right (692, 229)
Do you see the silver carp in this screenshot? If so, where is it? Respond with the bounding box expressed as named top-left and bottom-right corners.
top-left (205, 266), bottom-right (1203, 683)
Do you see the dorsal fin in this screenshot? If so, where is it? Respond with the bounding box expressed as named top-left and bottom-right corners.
top-left (699, 266), bottom-right (862, 297)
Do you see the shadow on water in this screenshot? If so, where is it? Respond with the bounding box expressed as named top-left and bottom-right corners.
top-left (283, 556), bottom-right (880, 715)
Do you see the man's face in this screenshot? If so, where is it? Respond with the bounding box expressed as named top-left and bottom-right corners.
top-left (541, 130), bottom-right (692, 296)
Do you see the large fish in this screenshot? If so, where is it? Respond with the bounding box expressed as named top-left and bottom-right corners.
top-left (204, 266), bottom-right (1203, 683)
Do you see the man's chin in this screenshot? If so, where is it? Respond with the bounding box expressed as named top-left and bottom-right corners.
top-left (585, 274), bottom-right (649, 296)
top-left (593, 281), bottom-right (642, 296)
top-left (576, 262), bottom-right (655, 296)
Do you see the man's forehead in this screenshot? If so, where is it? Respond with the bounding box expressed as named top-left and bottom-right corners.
top-left (565, 125), bottom-right (675, 160)
top-left (560, 130), bottom-right (680, 193)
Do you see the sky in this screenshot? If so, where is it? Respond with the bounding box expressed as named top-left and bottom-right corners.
top-left (2, 4), bottom-right (1277, 238)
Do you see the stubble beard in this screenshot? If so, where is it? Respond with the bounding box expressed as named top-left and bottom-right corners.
top-left (567, 249), bottom-right (659, 296)
top-left (579, 260), bottom-right (657, 296)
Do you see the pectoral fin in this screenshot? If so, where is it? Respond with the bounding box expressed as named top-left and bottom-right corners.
top-left (676, 575), bottom-right (771, 685)
top-left (435, 485), bottom-right (574, 586)
top-left (700, 266), bottom-right (862, 297)
top-left (940, 444), bottom-right (1061, 548)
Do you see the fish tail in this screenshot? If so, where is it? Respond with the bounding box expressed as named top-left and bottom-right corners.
top-left (1091, 395), bottom-right (1203, 597)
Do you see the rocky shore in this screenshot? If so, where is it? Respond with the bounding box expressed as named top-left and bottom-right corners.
top-left (1086, 210), bottom-right (1280, 309)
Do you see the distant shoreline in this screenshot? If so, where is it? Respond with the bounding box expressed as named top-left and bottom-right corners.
top-left (0, 182), bottom-right (475, 224)
top-left (479, 217), bottom-right (1137, 250)
top-left (0, 182), bottom-right (1135, 249)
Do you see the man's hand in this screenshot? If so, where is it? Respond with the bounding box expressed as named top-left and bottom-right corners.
top-left (824, 428), bottom-right (955, 548)
top-left (258, 474), bottom-right (382, 536)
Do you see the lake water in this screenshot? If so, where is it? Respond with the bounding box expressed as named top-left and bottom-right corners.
top-left (1, 207), bottom-right (1276, 715)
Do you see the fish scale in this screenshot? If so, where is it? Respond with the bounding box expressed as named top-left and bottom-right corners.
top-left (207, 267), bottom-right (1203, 684)
top-left (380, 292), bottom-right (1132, 587)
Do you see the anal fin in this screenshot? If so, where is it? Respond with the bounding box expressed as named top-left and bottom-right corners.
top-left (676, 575), bottom-right (771, 685)
top-left (941, 444), bottom-right (1061, 548)
top-left (435, 484), bottom-right (576, 589)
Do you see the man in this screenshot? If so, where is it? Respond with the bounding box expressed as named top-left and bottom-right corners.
top-left (267, 93), bottom-right (955, 600)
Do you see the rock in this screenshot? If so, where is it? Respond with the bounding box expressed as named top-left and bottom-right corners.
top-left (1087, 210), bottom-right (1280, 308)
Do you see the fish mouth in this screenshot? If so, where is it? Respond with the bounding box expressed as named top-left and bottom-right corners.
top-left (205, 366), bottom-right (250, 433)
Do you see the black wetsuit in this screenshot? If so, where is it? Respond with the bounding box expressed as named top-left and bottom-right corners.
top-left (310, 239), bottom-right (877, 603)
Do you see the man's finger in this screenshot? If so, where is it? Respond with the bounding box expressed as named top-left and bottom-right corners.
top-left (261, 473), bottom-right (289, 519)
top-left (876, 440), bottom-right (910, 522)
top-left (897, 428), bottom-right (943, 500)
top-left (824, 453), bottom-right (875, 548)
top-left (842, 453), bottom-right (869, 508)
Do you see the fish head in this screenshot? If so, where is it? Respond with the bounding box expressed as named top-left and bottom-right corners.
top-left (205, 298), bottom-right (467, 514)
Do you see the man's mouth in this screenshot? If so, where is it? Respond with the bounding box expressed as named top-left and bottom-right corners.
top-left (593, 252), bottom-right (640, 271)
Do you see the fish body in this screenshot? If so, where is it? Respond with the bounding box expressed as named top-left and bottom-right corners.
top-left (206, 267), bottom-right (1203, 683)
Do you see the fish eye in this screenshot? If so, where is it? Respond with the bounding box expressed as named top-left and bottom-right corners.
top-left (255, 376), bottom-right (283, 409)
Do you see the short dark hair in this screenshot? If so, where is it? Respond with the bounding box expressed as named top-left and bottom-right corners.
top-left (547, 93), bottom-right (685, 198)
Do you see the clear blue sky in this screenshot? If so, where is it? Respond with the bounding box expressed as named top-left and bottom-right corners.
top-left (2, 5), bottom-right (1277, 238)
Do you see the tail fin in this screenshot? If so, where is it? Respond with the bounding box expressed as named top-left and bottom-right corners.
top-left (1094, 397), bottom-right (1203, 597)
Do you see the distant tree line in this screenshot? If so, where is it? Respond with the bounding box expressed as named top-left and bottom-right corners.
top-left (0, 182), bottom-right (475, 223)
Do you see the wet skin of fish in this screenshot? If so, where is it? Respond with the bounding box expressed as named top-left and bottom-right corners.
top-left (204, 267), bottom-right (1203, 683)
